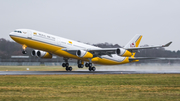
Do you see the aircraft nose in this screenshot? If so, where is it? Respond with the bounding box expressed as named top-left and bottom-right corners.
top-left (9, 32), bottom-right (15, 37)
top-left (9, 32), bottom-right (17, 38)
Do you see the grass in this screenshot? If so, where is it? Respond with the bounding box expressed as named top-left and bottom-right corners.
top-left (0, 66), bottom-right (78, 71)
top-left (0, 74), bottom-right (179, 101)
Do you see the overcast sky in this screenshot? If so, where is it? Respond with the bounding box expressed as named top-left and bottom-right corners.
top-left (0, 0), bottom-right (180, 51)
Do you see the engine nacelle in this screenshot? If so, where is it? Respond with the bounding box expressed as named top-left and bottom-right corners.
top-left (37, 51), bottom-right (52, 59)
top-left (31, 50), bottom-right (38, 57)
top-left (31, 50), bottom-right (52, 59)
top-left (116, 48), bottom-right (133, 57)
top-left (76, 50), bottom-right (93, 58)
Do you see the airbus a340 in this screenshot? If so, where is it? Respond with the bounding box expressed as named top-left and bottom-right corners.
top-left (9, 29), bottom-right (172, 71)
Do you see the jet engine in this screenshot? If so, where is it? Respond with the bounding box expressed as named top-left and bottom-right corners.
top-left (31, 50), bottom-right (52, 59)
top-left (116, 48), bottom-right (133, 57)
top-left (31, 50), bottom-right (38, 57)
top-left (76, 50), bottom-right (93, 58)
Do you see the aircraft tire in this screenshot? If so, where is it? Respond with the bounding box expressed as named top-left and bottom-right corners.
top-left (66, 67), bottom-right (72, 71)
top-left (65, 63), bottom-right (69, 67)
top-left (89, 63), bottom-right (92, 67)
top-left (69, 67), bottom-right (72, 71)
top-left (85, 63), bottom-right (89, 67)
top-left (89, 67), bottom-right (92, 71)
top-left (92, 67), bottom-right (96, 71)
top-left (66, 67), bottom-right (69, 71)
top-left (22, 50), bottom-right (27, 54)
top-left (78, 64), bottom-right (83, 68)
top-left (79, 64), bottom-right (84, 68)
top-left (62, 63), bottom-right (66, 67)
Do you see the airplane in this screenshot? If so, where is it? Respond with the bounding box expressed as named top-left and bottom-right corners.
top-left (9, 29), bottom-right (172, 71)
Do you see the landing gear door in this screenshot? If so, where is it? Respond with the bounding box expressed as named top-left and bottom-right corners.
top-left (27, 30), bottom-right (32, 39)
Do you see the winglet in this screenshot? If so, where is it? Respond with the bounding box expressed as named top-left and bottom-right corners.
top-left (162, 41), bottom-right (172, 47)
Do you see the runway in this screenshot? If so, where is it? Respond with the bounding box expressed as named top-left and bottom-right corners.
top-left (0, 65), bottom-right (180, 75)
top-left (0, 70), bottom-right (180, 75)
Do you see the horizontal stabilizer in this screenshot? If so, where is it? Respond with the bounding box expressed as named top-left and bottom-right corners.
top-left (129, 57), bottom-right (180, 61)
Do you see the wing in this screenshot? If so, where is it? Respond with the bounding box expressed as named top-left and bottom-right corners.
top-left (87, 41), bottom-right (172, 52)
top-left (129, 57), bottom-right (180, 61)
top-left (62, 41), bottom-right (172, 58)
top-left (62, 34), bottom-right (172, 58)
top-left (126, 41), bottom-right (172, 52)
top-left (62, 48), bottom-right (119, 57)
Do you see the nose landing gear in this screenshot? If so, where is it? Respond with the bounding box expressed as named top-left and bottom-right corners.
top-left (22, 50), bottom-right (27, 54)
top-left (22, 45), bottom-right (27, 54)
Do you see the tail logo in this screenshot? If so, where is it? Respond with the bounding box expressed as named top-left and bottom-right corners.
top-left (130, 42), bottom-right (135, 47)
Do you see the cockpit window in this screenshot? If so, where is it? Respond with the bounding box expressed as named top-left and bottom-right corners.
top-left (14, 30), bottom-right (22, 33)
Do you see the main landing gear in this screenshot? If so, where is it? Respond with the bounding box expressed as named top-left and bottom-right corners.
top-left (78, 60), bottom-right (96, 71)
top-left (62, 62), bottom-right (72, 71)
top-left (62, 59), bottom-right (96, 71)
top-left (62, 58), bottom-right (72, 71)
top-left (85, 63), bottom-right (96, 71)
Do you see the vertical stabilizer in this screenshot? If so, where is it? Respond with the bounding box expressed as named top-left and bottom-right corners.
top-left (124, 34), bottom-right (142, 48)
top-left (124, 35), bottom-right (142, 57)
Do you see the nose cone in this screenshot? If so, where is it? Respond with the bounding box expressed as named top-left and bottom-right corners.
top-left (9, 32), bottom-right (15, 37)
top-left (9, 32), bottom-right (18, 40)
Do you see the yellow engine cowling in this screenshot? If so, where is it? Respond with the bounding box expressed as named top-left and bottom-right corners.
top-left (116, 48), bottom-right (132, 57)
top-left (76, 50), bottom-right (93, 58)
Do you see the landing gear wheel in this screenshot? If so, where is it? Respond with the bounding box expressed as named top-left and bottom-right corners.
top-left (92, 67), bottom-right (96, 71)
top-left (22, 50), bottom-right (27, 54)
top-left (65, 67), bottom-right (72, 71)
top-left (89, 66), bottom-right (96, 71)
top-left (69, 67), bottom-right (72, 71)
top-left (89, 67), bottom-right (92, 71)
top-left (89, 63), bottom-right (92, 67)
top-left (85, 63), bottom-right (89, 67)
top-left (66, 67), bottom-right (69, 71)
top-left (78, 64), bottom-right (84, 68)
top-left (62, 63), bottom-right (66, 67)
top-left (65, 63), bottom-right (69, 67)
top-left (62, 63), bottom-right (69, 67)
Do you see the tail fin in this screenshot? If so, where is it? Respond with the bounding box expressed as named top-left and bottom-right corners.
top-left (124, 34), bottom-right (142, 48)
top-left (124, 34), bottom-right (142, 57)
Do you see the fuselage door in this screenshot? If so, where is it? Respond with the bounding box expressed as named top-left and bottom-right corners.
top-left (27, 30), bottom-right (32, 39)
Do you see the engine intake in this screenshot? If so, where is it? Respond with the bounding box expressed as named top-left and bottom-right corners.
top-left (76, 50), bottom-right (93, 58)
top-left (116, 48), bottom-right (132, 57)
top-left (31, 50), bottom-right (52, 59)
top-left (31, 50), bottom-right (38, 56)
